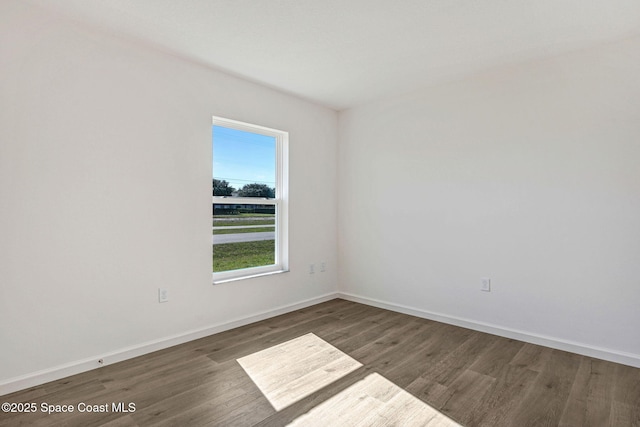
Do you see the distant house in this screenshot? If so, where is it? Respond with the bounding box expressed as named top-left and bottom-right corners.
top-left (213, 196), bottom-right (275, 215)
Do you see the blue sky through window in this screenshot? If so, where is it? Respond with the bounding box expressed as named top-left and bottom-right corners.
top-left (212, 125), bottom-right (276, 192)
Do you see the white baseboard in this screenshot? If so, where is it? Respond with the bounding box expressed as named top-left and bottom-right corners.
top-left (338, 292), bottom-right (640, 369)
top-left (5, 290), bottom-right (637, 396)
top-left (0, 292), bottom-right (339, 396)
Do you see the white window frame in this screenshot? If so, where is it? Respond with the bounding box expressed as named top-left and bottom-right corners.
top-left (212, 116), bottom-right (289, 284)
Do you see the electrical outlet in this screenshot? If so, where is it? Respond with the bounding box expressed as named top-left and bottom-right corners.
top-left (158, 288), bottom-right (169, 302)
top-left (480, 278), bottom-right (491, 292)
top-left (309, 264), bottom-right (315, 274)
top-left (320, 262), bottom-right (326, 272)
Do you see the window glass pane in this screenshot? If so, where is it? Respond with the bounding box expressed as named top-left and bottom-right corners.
top-left (212, 203), bottom-right (276, 272)
top-left (212, 117), bottom-right (287, 282)
top-left (212, 125), bottom-right (276, 198)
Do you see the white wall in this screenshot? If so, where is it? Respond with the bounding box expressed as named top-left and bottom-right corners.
top-left (338, 36), bottom-right (640, 365)
top-left (0, 0), bottom-right (338, 391)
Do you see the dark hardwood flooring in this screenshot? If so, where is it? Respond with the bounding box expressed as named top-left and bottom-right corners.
top-left (2, 299), bottom-right (639, 426)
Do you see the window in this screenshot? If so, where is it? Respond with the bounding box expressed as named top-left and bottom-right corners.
top-left (212, 116), bottom-right (288, 283)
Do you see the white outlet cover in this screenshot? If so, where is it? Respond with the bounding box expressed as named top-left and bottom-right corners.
top-left (481, 278), bottom-right (491, 292)
top-left (158, 288), bottom-right (169, 302)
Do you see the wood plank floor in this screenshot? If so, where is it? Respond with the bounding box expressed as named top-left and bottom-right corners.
top-left (2, 299), bottom-right (639, 426)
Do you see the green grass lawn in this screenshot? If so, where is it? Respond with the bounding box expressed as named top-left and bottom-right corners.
top-left (212, 227), bottom-right (274, 235)
top-left (213, 240), bottom-right (275, 272)
top-left (214, 213), bottom-right (274, 218)
top-left (213, 219), bottom-right (275, 227)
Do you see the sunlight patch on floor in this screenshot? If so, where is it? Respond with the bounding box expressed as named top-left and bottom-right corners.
top-left (288, 373), bottom-right (462, 427)
top-left (237, 333), bottom-right (362, 411)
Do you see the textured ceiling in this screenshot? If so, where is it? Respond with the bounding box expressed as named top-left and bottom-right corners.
top-left (26, 0), bottom-right (640, 110)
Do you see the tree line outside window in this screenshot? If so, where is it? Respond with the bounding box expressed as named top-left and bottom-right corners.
top-left (213, 179), bottom-right (275, 198)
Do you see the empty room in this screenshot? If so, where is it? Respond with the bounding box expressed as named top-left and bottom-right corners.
top-left (1, 1), bottom-right (639, 426)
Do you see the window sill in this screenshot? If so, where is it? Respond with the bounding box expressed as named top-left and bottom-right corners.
top-left (213, 269), bottom-right (289, 285)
